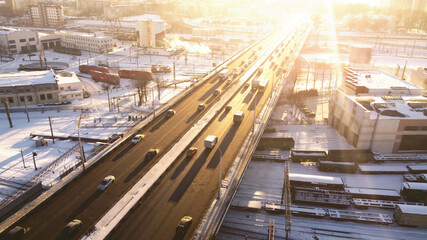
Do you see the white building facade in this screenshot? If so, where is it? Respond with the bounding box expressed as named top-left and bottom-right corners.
top-left (56, 31), bottom-right (113, 53)
top-left (0, 27), bottom-right (40, 55)
top-left (56, 72), bottom-right (84, 101)
top-left (329, 68), bottom-right (427, 153)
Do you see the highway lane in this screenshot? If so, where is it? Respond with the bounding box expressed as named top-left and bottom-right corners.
top-left (106, 25), bottom-right (302, 240)
top-left (2, 28), bottom-right (282, 240)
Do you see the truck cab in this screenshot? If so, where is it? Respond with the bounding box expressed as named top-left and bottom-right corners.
top-left (204, 135), bottom-right (218, 149)
top-left (233, 111), bottom-right (244, 123)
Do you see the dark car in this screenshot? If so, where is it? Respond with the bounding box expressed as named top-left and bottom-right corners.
top-left (7, 226), bottom-right (26, 240)
top-left (186, 147), bottom-right (198, 158)
top-left (197, 104), bottom-right (205, 111)
top-left (56, 219), bottom-right (82, 240)
top-left (145, 149), bottom-right (159, 161)
top-left (165, 109), bottom-right (176, 118)
top-left (176, 216), bottom-right (192, 234)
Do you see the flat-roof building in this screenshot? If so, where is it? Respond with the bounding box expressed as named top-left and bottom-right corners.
top-left (329, 68), bottom-right (427, 153)
top-left (56, 31), bottom-right (113, 53)
top-left (0, 27), bottom-right (40, 56)
top-left (0, 70), bottom-right (59, 107)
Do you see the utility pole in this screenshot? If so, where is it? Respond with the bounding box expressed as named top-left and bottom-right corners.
top-left (24, 98), bottom-right (30, 122)
top-left (284, 159), bottom-right (291, 240)
top-left (20, 150), bottom-right (26, 168)
top-left (217, 148), bottom-right (223, 199)
top-left (48, 116), bottom-right (55, 144)
top-left (401, 61), bottom-right (407, 80)
top-left (410, 40), bottom-right (416, 58)
top-left (3, 101), bottom-right (13, 128)
top-left (152, 87), bottom-right (155, 118)
top-left (78, 131), bottom-right (86, 171)
top-left (32, 152), bottom-right (38, 170)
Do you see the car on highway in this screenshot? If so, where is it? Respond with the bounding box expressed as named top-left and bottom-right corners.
top-left (197, 103), bottom-right (205, 111)
top-left (56, 219), bottom-right (82, 240)
top-left (98, 175), bottom-right (115, 191)
top-left (145, 149), bottom-right (159, 161)
top-left (7, 226), bottom-right (27, 239)
top-left (213, 89), bottom-right (221, 96)
top-left (176, 216), bottom-right (192, 234)
top-left (165, 109), bottom-right (176, 118)
top-left (186, 147), bottom-right (198, 158)
top-left (131, 134), bottom-right (145, 144)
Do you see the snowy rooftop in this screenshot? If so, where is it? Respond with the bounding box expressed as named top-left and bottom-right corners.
top-left (397, 204), bottom-right (427, 215)
top-left (55, 72), bottom-right (80, 85)
top-left (56, 31), bottom-right (111, 39)
top-left (346, 69), bottom-right (421, 91)
top-left (0, 70), bottom-right (57, 87)
top-left (351, 94), bottom-right (427, 119)
top-left (0, 27), bottom-right (18, 34)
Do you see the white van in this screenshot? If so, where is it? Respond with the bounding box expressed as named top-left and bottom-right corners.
top-left (204, 135), bottom-right (218, 149)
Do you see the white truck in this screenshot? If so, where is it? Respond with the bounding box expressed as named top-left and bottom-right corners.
top-left (218, 69), bottom-right (230, 81)
top-left (233, 111), bottom-right (244, 123)
top-left (204, 135), bottom-right (218, 149)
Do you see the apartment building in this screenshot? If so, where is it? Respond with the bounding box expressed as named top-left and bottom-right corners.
top-left (29, 3), bottom-right (65, 27)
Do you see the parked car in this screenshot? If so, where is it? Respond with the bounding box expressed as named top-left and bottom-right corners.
top-left (145, 149), bottom-right (159, 161)
top-left (132, 134), bottom-right (145, 144)
top-left (98, 175), bottom-right (115, 191)
top-left (176, 216), bottom-right (192, 234)
top-left (165, 109), bottom-right (176, 118)
top-left (56, 219), bottom-right (82, 240)
top-left (186, 147), bottom-right (198, 158)
top-left (197, 103), bottom-right (205, 111)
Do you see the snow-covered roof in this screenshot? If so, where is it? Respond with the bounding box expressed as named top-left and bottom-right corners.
top-left (289, 173), bottom-right (343, 185)
top-left (349, 91), bottom-right (427, 120)
top-left (397, 204), bottom-right (427, 215)
top-left (403, 182), bottom-right (427, 191)
top-left (0, 70), bottom-right (57, 87)
top-left (0, 27), bottom-right (18, 34)
top-left (56, 72), bottom-right (80, 85)
top-left (347, 70), bottom-right (421, 91)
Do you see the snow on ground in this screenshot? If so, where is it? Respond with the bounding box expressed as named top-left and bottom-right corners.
top-left (0, 40), bottom-right (236, 205)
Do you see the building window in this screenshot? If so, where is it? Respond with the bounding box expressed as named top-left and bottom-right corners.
top-left (20, 96), bottom-right (25, 102)
top-left (29, 38), bottom-right (35, 41)
top-left (40, 94), bottom-right (46, 100)
top-left (400, 135), bottom-right (427, 151)
top-left (19, 39), bottom-right (26, 43)
top-left (8, 97), bottom-right (14, 103)
top-left (404, 126), bottom-right (427, 131)
top-left (47, 93), bottom-right (52, 99)
top-left (11, 50), bottom-right (17, 54)
top-left (60, 87), bottom-right (64, 91)
top-left (10, 45), bottom-right (16, 49)
top-left (8, 40), bottom-right (15, 44)
top-left (27, 96), bottom-right (33, 102)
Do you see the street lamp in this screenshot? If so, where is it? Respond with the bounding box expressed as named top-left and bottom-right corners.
top-left (217, 148), bottom-right (223, 199)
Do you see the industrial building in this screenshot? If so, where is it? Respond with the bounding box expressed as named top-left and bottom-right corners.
top-left (328, 68), bottom-right (427, 153)
top-left (137, 19), bottom-right (166, 48)
top-left (56, 72), bottom-right (84, 101)
top-left (0, 27), bottom-right (40, 55)
top-left (0, 70), bottom-right (59, 107)
top-left (56, 31), bottom-right (113, 53)
top-left (29, 3), bottom-right (65, 27)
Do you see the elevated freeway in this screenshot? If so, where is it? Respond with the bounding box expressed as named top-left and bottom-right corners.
top-left (0, 19), bottom-right (305, 240)
top-left (96, 20), bottom-right (310, 240)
